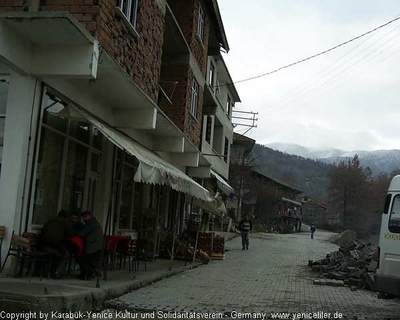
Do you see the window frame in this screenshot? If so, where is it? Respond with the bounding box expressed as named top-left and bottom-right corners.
top-left (209, 61), bottom-right (216, 89)
top-left (116, 0), bottom-right (139, 36)
top-left (196, 3), bottom-right (205, 42)
top-left (205, 115), bottom-right (212, 143)
top-left (389, 194), bottom-right (400, 233)
top-left (224, 137), bottom-right (229, 163)
top-left (226, 94), bottom-right (233, 119)
top-left (29, 89), bottom-right (105, 229)
top-left (190, 78), bottom-right (200, 119)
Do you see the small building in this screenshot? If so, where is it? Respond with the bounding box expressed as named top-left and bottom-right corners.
top-left (301, 198), bottom-right (328, 226)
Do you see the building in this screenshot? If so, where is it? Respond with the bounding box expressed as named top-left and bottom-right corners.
top-left (246, 170), bottom-right (302, 226)
top-left (0, 0), bottom-right (239, 266)
top-left (301, 197), bottom-right (328, 226)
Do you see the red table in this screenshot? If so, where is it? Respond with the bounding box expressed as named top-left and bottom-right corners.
top-left (105, 235), bottom-right (131, 253)
top-left (69, 236), bottom-right (84, 257)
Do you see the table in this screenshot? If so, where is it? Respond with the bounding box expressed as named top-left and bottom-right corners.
top-left (69, 236), bottom-right (84, 257)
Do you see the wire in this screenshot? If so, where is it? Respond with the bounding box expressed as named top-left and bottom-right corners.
top-left (219, 14), bottom-right (400, 87)
top-left (265, 17), bottom-right (400, 110)
top-left (274, 29), bottom-right (400, 112)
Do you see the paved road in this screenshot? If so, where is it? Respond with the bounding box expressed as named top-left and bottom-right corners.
top-left (106, 230), bottom-right (400, 319)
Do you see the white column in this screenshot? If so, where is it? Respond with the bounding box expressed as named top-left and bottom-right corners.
top-left (0, 73), bottom-right (41, 267)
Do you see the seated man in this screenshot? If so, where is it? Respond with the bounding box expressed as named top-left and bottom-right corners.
top-left (78, 211), bottom-right (103, 280)
top-left (41, 209), bottom-right (74, 278)
top-left (68, 212), bottom-right (85, 233)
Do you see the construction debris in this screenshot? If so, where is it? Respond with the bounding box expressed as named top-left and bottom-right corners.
top-left (309, 236), bottom-right (378, 291)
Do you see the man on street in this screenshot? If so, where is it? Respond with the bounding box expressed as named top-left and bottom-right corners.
top-left (239, 214), bottom-right (253, 250)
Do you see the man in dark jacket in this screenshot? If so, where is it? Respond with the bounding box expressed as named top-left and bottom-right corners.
top-left (239, 214), bottom-right (253, 250)
top-left (41, 209), bottom-right (74, 278)
top-left (68, 212), bottom-right (85, 233)
top-left (79, 211), bottom-right (103, 280)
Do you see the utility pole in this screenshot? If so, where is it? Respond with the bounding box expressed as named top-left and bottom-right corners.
top-left (236, 152), bottom-right (245, 221)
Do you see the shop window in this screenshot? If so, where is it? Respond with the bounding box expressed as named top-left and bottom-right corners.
top-left (42, 97), bottom-right (68, 133)
top-left (125, 153), bottom-right (138, 166)
top-left (132, 182), bottom-right (143, 229)
top-left (119, 163), bottom-right (135, 230)
top-left (92, 127), bottom-right (103, 150)
top-left (70, 121), bottom-right (90, 144)
top-left (32, 128), bottom-right (65, 225)
top-left (0, 117), bottom-right (4, 167)
top-left (62, 141), bottom-right (88, 214)
top-left (90, 152), bottom-right (101, 173)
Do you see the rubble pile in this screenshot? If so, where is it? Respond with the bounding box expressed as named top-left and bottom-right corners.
top-left (309, 238), bottom-right (378, 291)
top-left (328, 230), bottom-right (357, 247)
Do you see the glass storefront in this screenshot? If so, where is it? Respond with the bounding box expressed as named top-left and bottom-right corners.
top-left (0, 77), bottom-right (9, 177)
top-left (32, 90), bottom-right (104, 225)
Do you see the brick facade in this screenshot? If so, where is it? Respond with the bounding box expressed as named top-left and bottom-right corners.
top-left (1, 0), bottom-right (165, 103)
top-left (1, 0), bottom-right (215, 149)
top-left (159, 0), bottom-right (212, 147)
top-left (159, 64), bottom-right (202, 147)
top-left (168, 0), bottom-right (210, 75)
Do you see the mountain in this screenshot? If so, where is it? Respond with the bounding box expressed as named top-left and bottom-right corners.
top-left (252, 144), bottom-right (332, 201)
top-left (265, 143), bottom-right (400, 176)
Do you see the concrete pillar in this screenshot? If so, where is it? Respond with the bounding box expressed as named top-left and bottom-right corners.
top-left (0, 73), bottom-right (41, 268)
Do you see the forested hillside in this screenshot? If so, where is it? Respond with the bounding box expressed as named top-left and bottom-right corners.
top-left (252, 144), bottom-right (332, 201)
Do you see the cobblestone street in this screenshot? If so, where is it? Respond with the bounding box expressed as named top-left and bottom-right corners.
top-left (107, 230), bottom-right (400, 319)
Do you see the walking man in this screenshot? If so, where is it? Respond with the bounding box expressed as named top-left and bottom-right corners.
top-left (310, 223), bottom-right (316, 239)
top-left (239, 214), bottom-right (253, 250)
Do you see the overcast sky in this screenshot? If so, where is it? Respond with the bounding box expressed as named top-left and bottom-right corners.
top-left (219, 0), bottom-right (400, 151)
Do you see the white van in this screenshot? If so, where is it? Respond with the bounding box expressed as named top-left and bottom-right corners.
top-left (376, 175), bottom-right (400, 296)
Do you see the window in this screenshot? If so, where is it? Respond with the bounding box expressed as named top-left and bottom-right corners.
top-left (205, 115), bottom-right (212, 143)
top-left (215, 81), bottom-right (220, 96)
top-left (226, 95), bottom-right (232, 118)
top-left (32, 89), bottom-right (104, 225)
top-left (190, 78), bottom-right (199, 118)
top-left (224, 137), bottom-right (229, 162)
top-left (389, 194), bottom-right (400, 233)
top-left (197, 4), bottom-right (205, 42)
top-left (209, 62), bottom-right (216, 88)
top-left (117, 0), bottom-right (139, 28)
top-left (384, 194), bottom-right (392, 214)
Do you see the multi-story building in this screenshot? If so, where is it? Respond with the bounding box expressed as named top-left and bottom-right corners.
top-left (0, 0), bottom-right (239, 265)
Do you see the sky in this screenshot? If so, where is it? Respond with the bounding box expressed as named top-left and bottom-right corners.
top-left (218, 0), bottom-right (400, 151)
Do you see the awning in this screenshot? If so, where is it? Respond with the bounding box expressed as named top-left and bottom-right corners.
top-left (192, 195), bottom-right (227, 217)
top-left (282, 197), bottom-right (302, 206)
top-left (210, 169), bottom-right (235, 196)
top-left (69, 105), bottom-right (212, 201)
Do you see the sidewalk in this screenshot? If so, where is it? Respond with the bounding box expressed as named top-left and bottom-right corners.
top-left (0, 232), bottom-right (238, 312)
top-left (0, 256), bottom-right (203, 312)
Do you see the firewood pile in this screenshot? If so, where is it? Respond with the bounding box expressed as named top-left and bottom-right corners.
top-left (309, 239), bottom-right (378, 291)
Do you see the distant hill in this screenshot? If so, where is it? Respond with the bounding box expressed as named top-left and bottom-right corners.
top-left (252, 144), bottom-right (332, 201)
top-left (266, 143), bottom-right (400, 177)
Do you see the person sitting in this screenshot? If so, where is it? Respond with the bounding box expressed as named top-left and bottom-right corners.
top-left (78, 211), bottom-right (103, 280)
top-left (40, 209), bottom-right (74, 279)
top-left (68, 212), bottom-right (85, 233)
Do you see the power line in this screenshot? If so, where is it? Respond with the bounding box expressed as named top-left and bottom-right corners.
top-left (220, 14), bottom-right (400, 86)
top-left (265, 16), bottom-right (400, 110)
top-left (274, 28), bottom-right (400, 112)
